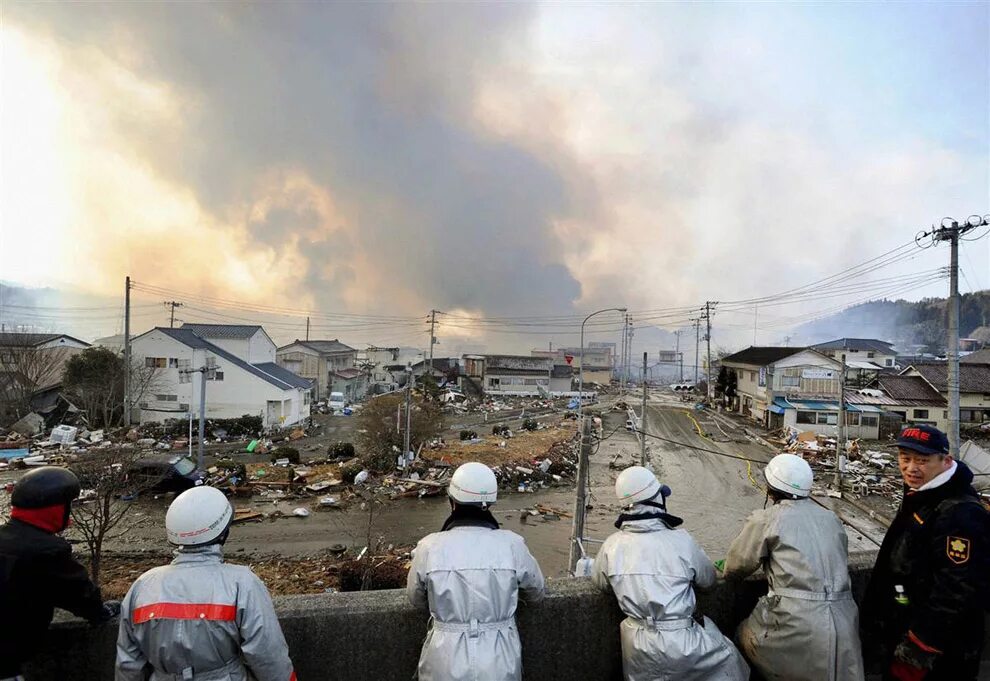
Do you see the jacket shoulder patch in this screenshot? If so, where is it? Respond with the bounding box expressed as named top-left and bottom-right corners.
top-left (946, 536), bottom-right (971, 564)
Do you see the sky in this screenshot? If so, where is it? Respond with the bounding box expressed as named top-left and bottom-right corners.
top-left (1, 2), bottom-right (988, 354)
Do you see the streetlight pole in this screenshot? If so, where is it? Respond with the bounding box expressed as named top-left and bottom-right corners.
top-left (403, 363), bottom-right (412, 458)
top-left (571, 306), bottom-right (625, 574)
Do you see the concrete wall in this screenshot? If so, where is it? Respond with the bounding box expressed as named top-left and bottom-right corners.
top-left (27, 557), bottom-right (897, 681)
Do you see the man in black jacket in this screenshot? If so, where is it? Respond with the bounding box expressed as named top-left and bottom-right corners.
top-left (0, 466), bottom-right (118, 680)
top-left (862, 425), bottom-right (989, 681)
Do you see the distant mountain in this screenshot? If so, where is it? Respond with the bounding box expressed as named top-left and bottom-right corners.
top-left (793, 290), bottom-right (990, 352)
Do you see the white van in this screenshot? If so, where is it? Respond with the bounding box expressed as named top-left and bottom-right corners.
top-left (328, 392), bottom-right (346, 411)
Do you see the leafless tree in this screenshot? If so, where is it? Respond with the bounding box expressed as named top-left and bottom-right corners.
top-left (63, 348), bottom-right (165, 428)
top-left (70, 447), bottom-right (163, 585)
top-left (355, 393), bottom-right (444, 471)
top-left (0, 344), bottom-right (71, 426)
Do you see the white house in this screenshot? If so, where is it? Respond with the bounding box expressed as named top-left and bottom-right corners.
top-left (130, 327), bottom-right (311, 429)
top-left (461, 354), bottom-right (569, 397)
top-left (180, 324), bottom-right (276, 364)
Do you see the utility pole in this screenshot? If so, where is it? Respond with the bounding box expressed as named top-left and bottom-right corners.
top-left (917, 214), bottom-right (989, 456)
top-left (619, 313), bottom-right (627, 392)
top-left (123, 276), bottom-right (131, 427)
top-left (693, 318), bottom-right (700, 386)
top-left (833, 364), bottom-right (846, 491)
top-left (641, 352), bottom-right (648, 465)
top-left (753, 303), bottom-right (758, 346)
top-left (703, 302), bottom-right (715, 403)
top-left (165, 301), bottom-right (184, 329)
top-left (569, 417), bottom-right (593, 574)
top-left (783, 335), bottom-right (791, 347)
top-left (403, 363), bottom-right (413, 457)
top-left (305, 316), bottom-right (310, 341)
top-left (674, 330), bottom-right (683, 382)
top-left (626, 316), bottom-right (634, 390)
top-left (427, 310), bottom-right (437, 374)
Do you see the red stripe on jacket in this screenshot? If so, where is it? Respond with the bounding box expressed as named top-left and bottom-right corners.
top-left (132, 602), bottom-right (237, 624)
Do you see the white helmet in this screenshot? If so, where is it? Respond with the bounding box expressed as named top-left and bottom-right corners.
top-left (448, 462), bottom-right (498, 507)
top-left (165, 486), bottom-right (233, 546)
top-left (615, 466), bottom-right (662, 506)
top-left (764, 454), bottom-right (813, 499)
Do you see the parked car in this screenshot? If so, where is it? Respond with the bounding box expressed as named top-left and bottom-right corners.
top-left (328, 392), bottom-right (347, 412)
top-left (127, 455), bottom-right (205, 492)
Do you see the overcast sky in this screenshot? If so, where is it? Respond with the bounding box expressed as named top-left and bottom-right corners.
top-left (1, 2), bottom-right (987, 351)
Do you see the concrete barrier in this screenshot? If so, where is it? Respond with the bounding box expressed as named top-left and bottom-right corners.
top-left (22, 554), bottom-right (984, 681)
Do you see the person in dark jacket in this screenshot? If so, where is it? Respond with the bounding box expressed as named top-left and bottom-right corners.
top-left (0, 466), bottom-right (118, 680)
top-left (861, 425), bottom-right (989, 681)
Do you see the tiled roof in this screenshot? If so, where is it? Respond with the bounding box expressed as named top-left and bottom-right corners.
top-left (720, 347), bottom-right (804, 366)
top-left (0, 333), bottom-right (89, 348)
top-left (282, 339), bottom-right (356, 355)
top-left (155, 328), bottom-right (299, 391)
top-left (962, 348), bottom-right (990, 365)
top-left (812, 338), bottom-right (895, 353)
top-left (857, 375), bottom-right (946, 407)
top-left (254, 363), bottom-right (313, 390)
top-left (907, 363), bottom-right (990, 394)
top-left (180, 324), bottom-right (263, 340)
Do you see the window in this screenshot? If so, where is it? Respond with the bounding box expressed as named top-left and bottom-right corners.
top-left (944, 411), bottom-right (948, 419)
top-left (867, 352), bottom-right (875, 358)
top-left (168, 358), bottom-right (179, 368)
top-left (750, 371), bottom-right (757, 381)
top-left (817, 412), bottom-right (838, 425)
top-left (154, 394), bottom-right (177, 402)
top-left (213, 370), bottom-right (224, 381)
top-left (861, 415), bottom-right (879, 428)
top-left (845, 412), bottom-right (860, 426)
top-left (524, 378), bottom-right (538, 385)
top-left (885, 359), bottom-right (893, 367)
top-left (781, 375), bottom-right (801, 387)
top-left (145, 357), bottom-right (166, 368)
top-left (913, 409), bottom-right (929, 419)
top-left (796, 411), bottom-right (816, 425)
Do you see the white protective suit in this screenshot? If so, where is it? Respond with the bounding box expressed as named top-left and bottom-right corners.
top-left (115, 545), bottom-right (296, 681)
top-left (406, 525), bottom-right (545, 681)
top-left (724, 500), bottom-right (864, 681)
top-left (593, 510), bottom-right (749, 681)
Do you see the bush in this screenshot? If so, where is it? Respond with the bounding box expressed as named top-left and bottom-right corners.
top-left (492, 425), bottom-right (511, 436)
top-left (271, 447), bottom-right (300, 465)
top-left (521, 419), bottom-right (538, 431)
top-left (328, 441), bottom-right (356, 460)
top-left (459, 430), bottom-right (478, 441)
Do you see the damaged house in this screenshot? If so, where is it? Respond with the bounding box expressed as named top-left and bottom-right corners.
top-left (276, 339), bottom-right (363, 401)
top-left (0, 332), bottom-right (90, 427)
top-left (461, 354), bottom-right (570, 397)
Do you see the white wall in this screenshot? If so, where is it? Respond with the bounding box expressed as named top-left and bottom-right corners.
top-left (132, 330), bottom-right (309, 428)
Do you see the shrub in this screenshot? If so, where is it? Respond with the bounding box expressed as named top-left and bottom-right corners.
top-left (521, 419), bottom-right (538, 431)
top-left (459, 430), bottom-right (478, 441)
top-left (328, 441), bottom-right (356, 460)
top-left (271, 447), bottom-right (300, 465)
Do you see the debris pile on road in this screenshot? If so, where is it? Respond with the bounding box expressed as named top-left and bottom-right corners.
top-left (98, 547), bottom-right (413, 598)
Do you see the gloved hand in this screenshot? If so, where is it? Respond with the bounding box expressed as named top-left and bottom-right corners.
top-left (713, 559), bottom-right (725, 572)
top-left (890, 637), bottom-right (937, 681)
top-left (101, 600), bottom-right (122, 621)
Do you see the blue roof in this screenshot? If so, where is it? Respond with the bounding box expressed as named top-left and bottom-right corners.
top-left (254, 362), bottom-right (313, 390)
top-left (154, 328), bottom-right (299, 391)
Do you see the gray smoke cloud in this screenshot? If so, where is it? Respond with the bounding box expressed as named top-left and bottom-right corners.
top-left (9, 3), bottom-right (583, 318)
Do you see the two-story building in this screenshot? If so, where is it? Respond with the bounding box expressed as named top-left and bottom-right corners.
top-left (811, 338), bottom-right (897, 386)
top-left (899, 362), bottom-right (990, 427)
top-left (180, 324), bottom-right (276, 364)
top-left (531, 346), bottom-right (612, 386)
top-left (130, 327), bottom-right (311, 428)
top-left (461, 354), bottom-right (568, 397)
top-left (276, 339), bottom-right (360, 401)
top-left (721, 346), bottom-right (880, 438)
top-left (0, 333), bottom-right (91, 424)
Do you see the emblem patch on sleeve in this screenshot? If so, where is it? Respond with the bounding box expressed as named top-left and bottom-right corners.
top-left (946, 537), bottom-right (971, 564)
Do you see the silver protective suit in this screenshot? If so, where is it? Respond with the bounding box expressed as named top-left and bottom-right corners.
top-left (593, 511), bottom-right (749, 681)
top-left (724, 500), bottom-right (864, 681)
top-left (115, 545), bottom-right (296, 681)
top-left (407, 525), bottom-right (545, 681)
